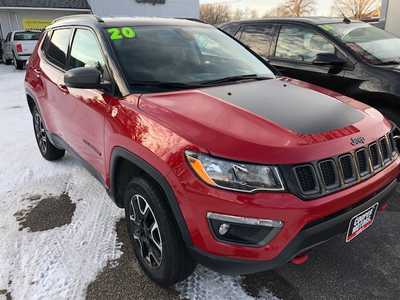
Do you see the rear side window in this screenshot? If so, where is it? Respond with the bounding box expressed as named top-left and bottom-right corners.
top-left (221, 25), bottom-right (239, 37)
top-left (45, 28), bottom-right (72, 69)
top-left (275, 25), bottom-right (335, 62)
top-left (69, 29), bottom-right (105, 70)
top-left (239, 24), bottom-right (276, 58)
top-left (14, 31), bottom-right (40, 41)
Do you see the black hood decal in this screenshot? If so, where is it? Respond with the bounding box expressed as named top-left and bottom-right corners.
top-left (201, 80), bottom-right (364, 135)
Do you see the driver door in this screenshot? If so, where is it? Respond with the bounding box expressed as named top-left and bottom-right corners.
top-left (270, 24), bottom-right (351, 93)
top-left (63, 28), bottom-right (110, 176)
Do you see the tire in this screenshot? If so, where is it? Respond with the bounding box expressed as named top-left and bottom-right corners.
top-left (32, 107), bottom-right (65, 161)
top-left (123, 177), bottom-right (196, 286)
top-left (14, 57), bottom-right (24, 70)
top-left (2, 54), bottom-right (11, 65)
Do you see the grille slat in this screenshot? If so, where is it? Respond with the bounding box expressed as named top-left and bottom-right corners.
top-left (294, 165), bottom-right (318, 194)
top-left (369, 143), bottom-right (381, 169)
top-left (356, 149), bottom-right (369, 176)
top-left (339, 155), bottom-right (356, 183)
top-left (319, 160), bottom-right (339, 188)
top-left (293, 134), bottom-right (396, 199)
top-left (380, 138), bottom-right (390, 163)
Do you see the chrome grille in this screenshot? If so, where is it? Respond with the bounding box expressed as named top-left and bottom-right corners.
top-left (293, 132), bottom-right (398, 199)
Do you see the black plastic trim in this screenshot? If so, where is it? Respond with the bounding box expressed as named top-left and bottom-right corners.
top-left (110, 147), bottom-right (193, 247)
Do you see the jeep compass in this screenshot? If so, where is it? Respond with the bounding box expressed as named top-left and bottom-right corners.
top-left (25, 15), bottom-right (400, 286)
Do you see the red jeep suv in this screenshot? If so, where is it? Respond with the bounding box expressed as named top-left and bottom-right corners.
top-left (25, 15), bottom-right (400, 286)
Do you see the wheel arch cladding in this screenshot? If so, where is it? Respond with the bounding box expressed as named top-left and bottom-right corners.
top-left (110, 147), bottom-right (193, 246)
top-left (26, 94), bottom-right (36, 114)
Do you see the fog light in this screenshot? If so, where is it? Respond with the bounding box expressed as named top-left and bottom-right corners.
top-left (207, 212), bottom-right (283, 246)
top-left (218, 223), bottom-right (230, 235)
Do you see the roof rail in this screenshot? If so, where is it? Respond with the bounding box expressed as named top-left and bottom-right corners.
top-left (176, 18), bottom-right (206, 24)
top-left (51, 14), bottom-right (104, 25)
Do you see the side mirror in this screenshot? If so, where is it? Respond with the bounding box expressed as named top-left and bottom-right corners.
top-left (313, 53), bottom-right (346, 67)
top-left (64, 67), bottom-right (102, 89)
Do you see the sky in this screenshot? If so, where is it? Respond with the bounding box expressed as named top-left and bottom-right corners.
top-left (199, 0), bottom-right (336, 17)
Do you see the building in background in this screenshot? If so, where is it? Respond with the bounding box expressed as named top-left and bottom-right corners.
top-left (87, 0), bottom-right (199, 19)
top-left (381, 0), bottom-right (400, 36)
top-left (0, 0), bottom-right (200, 41)
top-left (0, 0), bottom-right (90, 39)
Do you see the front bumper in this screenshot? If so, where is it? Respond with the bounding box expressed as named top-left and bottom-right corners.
top-left (189, 179), bottom-right (398, 275)
top-left (14, 54), bottom-right (30, 61)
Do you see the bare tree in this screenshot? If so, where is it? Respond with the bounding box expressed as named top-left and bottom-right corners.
top-left (333, 0), bottom-right (380, 19)
top-left (279, 0), bottom-right (315, 17)
top-left (264, 5), bottom-right (292, 17)
top-left (200, 4), bottom-right (232, 25)
top-left (232, 8), bottom-right (246, 21)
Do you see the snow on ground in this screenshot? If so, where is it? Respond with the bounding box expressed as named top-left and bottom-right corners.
top-left (0, 64), bottom-right (278, 300)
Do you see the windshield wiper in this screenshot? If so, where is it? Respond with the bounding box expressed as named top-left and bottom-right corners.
top-left (198, 74), bottom-right (271, 85)
top-left (129, 81), bottom-right (203, 89)
top-left (375, 60), bottom-right (400, 66)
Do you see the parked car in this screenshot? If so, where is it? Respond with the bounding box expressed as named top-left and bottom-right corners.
top-left (220, 18), bottom-right (400, 121)
top-left (25, 15), bottom-right (400, 286)
top-left (2, 30), bottom-right (40, 69)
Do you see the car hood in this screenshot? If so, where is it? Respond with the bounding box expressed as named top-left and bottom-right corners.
top-left (138, 78), bottom-right (391, 164)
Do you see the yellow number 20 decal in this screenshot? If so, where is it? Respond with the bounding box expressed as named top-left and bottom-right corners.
top-left (107, 27), bottom-right (136, 40)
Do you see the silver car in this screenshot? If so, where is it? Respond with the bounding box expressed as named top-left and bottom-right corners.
top-left (1, 30), bottom-right (40, 69)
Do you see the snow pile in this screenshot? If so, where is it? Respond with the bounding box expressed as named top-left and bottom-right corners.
top-left (0, 66), bottom-right (123, 299)
top-left (177, 266), bottom-right (279, 300)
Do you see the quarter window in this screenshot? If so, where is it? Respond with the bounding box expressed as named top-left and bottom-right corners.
top-left (275, 25), bottom-right (335, 62)
top-left (69, 29), bottom-right (105, 70)
top-left (45, 28), bottom-right (72, 69)
top-left (240, 25), bottom-right (275, 58)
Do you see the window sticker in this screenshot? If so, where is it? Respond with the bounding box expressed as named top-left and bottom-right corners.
top-left (107, 27), bottom-right (136, 40)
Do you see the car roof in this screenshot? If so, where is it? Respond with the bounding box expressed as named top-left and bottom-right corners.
top-left (48, 14), bottom-right (210, 29)
top-left (221, 17), bottom-right (362, 27)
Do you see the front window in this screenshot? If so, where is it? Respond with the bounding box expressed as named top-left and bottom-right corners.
top-left (319, 22), bottom-right (400, 65)
top-left (69, 29), bottom-right (105, 70)
top-left (14, 31), bottom-right (40, 41)
top-left (106, 25), bottom-right (275, 92)
top-left (239, 25), bottom-right (276, 58)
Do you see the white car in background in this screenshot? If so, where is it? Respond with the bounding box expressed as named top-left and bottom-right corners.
top-left (1, 30), bottom-right (41, 70)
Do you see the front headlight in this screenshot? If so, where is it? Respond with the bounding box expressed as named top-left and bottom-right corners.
top-left (185, 151), bottom-right (284, 192)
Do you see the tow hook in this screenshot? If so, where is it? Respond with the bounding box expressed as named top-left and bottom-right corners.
top-left (290, 253), bottom-right (309, 265)
top-left (379, 203), bottom-right (389, 212)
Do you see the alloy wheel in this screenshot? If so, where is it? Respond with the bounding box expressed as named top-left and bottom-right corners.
top-left (129, 194), bottom-right (163, 268)
top-left (34, 112), bottom-right (47, 154)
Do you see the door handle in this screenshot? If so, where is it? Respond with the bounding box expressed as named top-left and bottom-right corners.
top-left (58, 84), bottom-right (69, 94)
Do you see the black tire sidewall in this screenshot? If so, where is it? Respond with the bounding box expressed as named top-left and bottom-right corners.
top-left (123, 177), bottom-right (193, 286)
top-left (32, 107), bottom-right (65, 160)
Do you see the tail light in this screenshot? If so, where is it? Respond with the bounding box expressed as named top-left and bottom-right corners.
top-left (16, 43), bottom-right (23, 53)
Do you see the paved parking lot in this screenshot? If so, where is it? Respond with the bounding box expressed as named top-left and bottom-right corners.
top-left (0, 64), bottom-right (400, 300)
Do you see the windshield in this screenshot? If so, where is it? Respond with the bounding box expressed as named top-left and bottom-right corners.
top-left (106, 25), bottom-right (275, 92)
top-left (319, 22), bottom-right (400, 65)
top-left (14, 31), bottom-right (40, 41)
